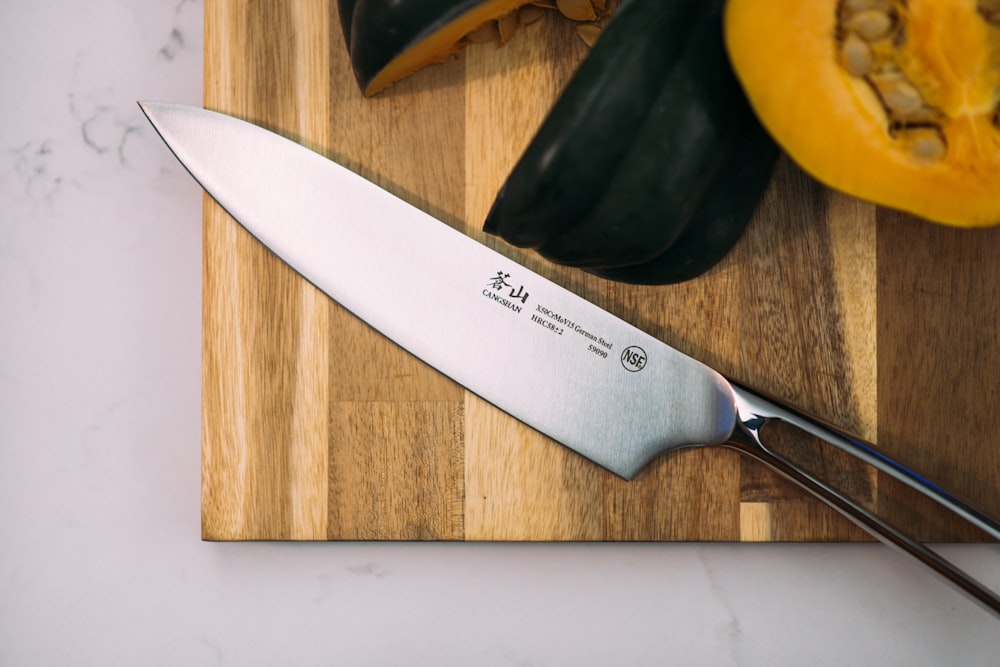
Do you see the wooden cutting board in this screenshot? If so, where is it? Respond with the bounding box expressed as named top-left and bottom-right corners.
top-left (200, 0), bottom-right (1000, 542)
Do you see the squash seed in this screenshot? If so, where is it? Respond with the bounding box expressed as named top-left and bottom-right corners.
top-left (848, 9), bottom-right (894, 40)
top-left (576, 23), bottom-right (602, 47)
top-left (879, 77), bottom-right (925, 114)
top-left (841, 33), bottom-right (874, 76)
top-left (467, 21), bottom-right (501, 43)
top-left (497, 10), bottom-right (519, 44)
top-left (464, 1), bottom-right (607, 49)
top-left (898, 127), bottom-right (947, 161)
top-left (519, 4), bottom-right (547, 25)
top-left (557, 0), bottom-right (599, 22)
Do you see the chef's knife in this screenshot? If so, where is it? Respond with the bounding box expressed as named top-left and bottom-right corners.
top-left (139, 101), bottom-right (1000, 616)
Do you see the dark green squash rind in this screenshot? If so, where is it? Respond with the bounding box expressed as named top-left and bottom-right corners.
top-left (589, 115), bottom-right (778, 284)
top-left (338, 0), bottom-right (359, 50)
top-left (534, 1), bottom-right (742, 268)
top-left (339, 0), bottom-right (485, 93)
top-left (482, 0), bottom-right (702, 248)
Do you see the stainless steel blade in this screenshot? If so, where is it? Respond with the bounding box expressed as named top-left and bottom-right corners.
top-left (139, 101), bottom-right (737, 479)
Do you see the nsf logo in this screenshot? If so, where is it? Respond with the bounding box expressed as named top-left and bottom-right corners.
top-left (620, 346), bottom-right (647, 372)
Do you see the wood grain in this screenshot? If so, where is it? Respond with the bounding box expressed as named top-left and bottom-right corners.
top-left (201, 0), bottom-right (999, 542)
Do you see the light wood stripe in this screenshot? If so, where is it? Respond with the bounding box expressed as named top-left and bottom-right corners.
top-left (740, 502), bottom-right (773, 542)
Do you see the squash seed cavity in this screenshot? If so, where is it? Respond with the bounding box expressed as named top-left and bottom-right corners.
top-left (835, 0), bottom-right (963, 161)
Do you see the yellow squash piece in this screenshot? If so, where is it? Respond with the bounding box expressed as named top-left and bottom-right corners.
top-left (724, 0), bottom-right (1000, 227)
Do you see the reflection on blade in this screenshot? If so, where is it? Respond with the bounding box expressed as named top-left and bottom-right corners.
top-left (138, 101), bottom-right (737, 479)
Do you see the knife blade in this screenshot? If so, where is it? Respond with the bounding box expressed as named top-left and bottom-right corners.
top-left (139, 101), bottom-right (1000, 615)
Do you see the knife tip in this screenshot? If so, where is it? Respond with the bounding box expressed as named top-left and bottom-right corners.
top-left (136, 100), bottom-right (155, 121)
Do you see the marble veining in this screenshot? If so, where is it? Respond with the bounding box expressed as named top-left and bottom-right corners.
top-left (4, 139), bottom-right (62, 203)
top-left (697, 546), bottom-right (745, 664)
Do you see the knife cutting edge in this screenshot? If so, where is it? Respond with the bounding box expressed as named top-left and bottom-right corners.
top-left (139, 101), bottom-right (1000, 617)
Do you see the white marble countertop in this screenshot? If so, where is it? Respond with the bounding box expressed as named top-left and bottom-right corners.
top-left (2, 1), bottom-right (999, 664)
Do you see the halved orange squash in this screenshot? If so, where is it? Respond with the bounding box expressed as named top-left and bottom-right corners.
top-left (724, 0), bottom-right (1000, 227)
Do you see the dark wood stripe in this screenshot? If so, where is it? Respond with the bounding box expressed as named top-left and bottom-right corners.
top-left (877, 208), bottom-right (1000, 541)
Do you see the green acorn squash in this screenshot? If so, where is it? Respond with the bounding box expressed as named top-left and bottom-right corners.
top-left (483, 0), bottom-right (778, 283)
top-left (591, 115), bottom-right (777, 284)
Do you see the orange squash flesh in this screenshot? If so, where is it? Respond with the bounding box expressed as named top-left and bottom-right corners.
top-left (724, 0), bottom-right (1000, 227)
top-left (347, 0), bottom-right (612, 96)
top-left (364, 0), bottom-right (529, 96)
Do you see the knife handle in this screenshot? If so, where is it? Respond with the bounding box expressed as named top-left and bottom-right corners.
top-left (727, 383), bottom-right (1000, 617)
